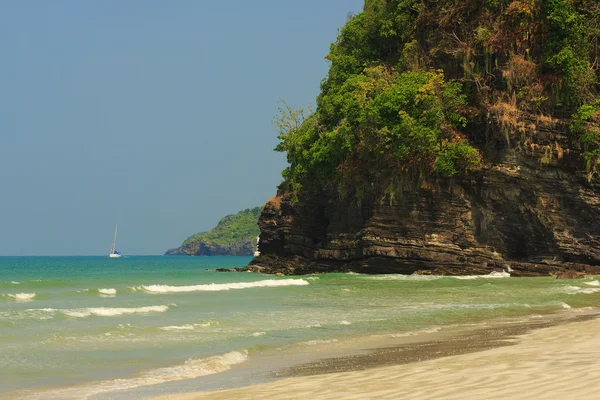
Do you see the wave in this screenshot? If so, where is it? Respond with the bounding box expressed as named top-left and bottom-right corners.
top-left (159, 324), bottom-right (195, 331)
top-left (0, 281), bottom-right (21, 288)
top-left (558, 285), bottom-right (600, 295)
top-left (368, 274), bottom-right (442, 281)
top-left (584, 280), bottom-right (600, 286)
top-left (98, 288), bottom-right (117, 296)
top-left (134, 278), bottom-right (309, 294)
top-left (2, 292), bottom-right (36, 302)
top-left (368, 271), bottom-right (510, 281)
top-left (63, 305), bottom-right (171, 318)
top-left (452, 271), bottom-right (511, 279)
top-left (12, 279), bottom-right (71, 288)
top-left (4, 305), bottom-right (173, 320)
top-left (158, 320), bottom-right (219, 331)
top-left (300, 338), bottom-right (338, 346)
top-left (388, 326), bottom-right (442, 338)
top-left (18, 350), bottom-right (249, 400)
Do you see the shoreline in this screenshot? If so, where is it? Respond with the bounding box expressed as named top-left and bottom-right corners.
top-left (150, 310), bottom-right (600, 400)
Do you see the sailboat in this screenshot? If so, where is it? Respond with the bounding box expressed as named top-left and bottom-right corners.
top-left (109, 224), bottom-right (123, 258)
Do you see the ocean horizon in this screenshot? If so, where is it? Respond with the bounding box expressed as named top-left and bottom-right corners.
top-left (1, 256), bottom-right (599, 399)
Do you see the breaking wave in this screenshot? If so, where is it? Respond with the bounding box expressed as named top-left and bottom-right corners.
top-left (368, 271), bottom-right (510, 281)
top-left (5, 305), bottom-right (174, 320)
top-left (18, 350), bottom-right (249, 400)
top-left (453, 271), bottom-right (511, 279)
top-left (134, 278), bottom-right (309, 294)
top-left (62, 305), bottom-right (171, 318)
top-left (558, 285), bottom-right (600, 295)
top-left (3, 292), bottom-right (36, 302)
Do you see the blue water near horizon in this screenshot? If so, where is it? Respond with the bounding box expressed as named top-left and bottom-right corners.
top-left (1, 256), bottom-right (600, 399)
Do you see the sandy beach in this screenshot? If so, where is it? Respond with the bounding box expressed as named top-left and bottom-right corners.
top-left (153, 314), bottom-right (600, 400)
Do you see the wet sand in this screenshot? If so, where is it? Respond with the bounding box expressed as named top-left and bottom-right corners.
top-left (151, 312), bottom-right (600, 400)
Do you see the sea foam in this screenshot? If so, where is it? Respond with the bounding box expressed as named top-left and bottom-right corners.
top-left (5, 292), bottom-right (36, 301)
top-left (368, 271), bottom-right (510, 281)
top-left (159, 324), bottom-right (196, 331)
top-left (453, 271), bottom-right (511, 279)
top-left (25, 350), bottom-right (248, 399)
top-left (559, 285), bottom-right (600, 295)
top-left (63, 305), bottom-right (171, 318)
top-left (98, 288), bottom-right (117, 296)
top-left (136, 278), bottom-right (309, 294)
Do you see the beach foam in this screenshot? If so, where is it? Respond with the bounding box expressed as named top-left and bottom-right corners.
top-left (136, 279), bottom-right (309, 294)
top-left (4, 292), bottom-right (36, 302)
top-left (98, 288), bottom-right (117, 296)
top-left (18, 351), bottom-right (249, 400)
top-left (367, 274), bottom-right (442, 281)
top-left (368, 271), bottom-right (510, 281)
top-left (453, 271), bottom-right (511, 279)
top-left (148, 317), bottom-right (600, 400)
top-left (559, 285), bottom-right (600, 295)
top-left (160, 324), bottom-right (196, 331)
top-left (63, 305), bottom-right (171, 318)
top-left (388, 326), bottom-right (443, 338)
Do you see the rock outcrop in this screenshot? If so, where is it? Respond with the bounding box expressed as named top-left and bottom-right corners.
top-left (250, 118), bottom-right (600, 276)
top-left (247, 1), bottom-right (600, 276)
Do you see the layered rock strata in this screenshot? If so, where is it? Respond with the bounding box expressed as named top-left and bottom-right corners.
top-left (250, 119), bottom-right (600, 276)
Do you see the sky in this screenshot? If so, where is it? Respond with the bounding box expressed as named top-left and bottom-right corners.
top-left (0, 0), bottom-right (365, 256)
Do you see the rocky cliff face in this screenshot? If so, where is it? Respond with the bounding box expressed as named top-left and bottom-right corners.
top-left (250, 118), bottom-right (600, 276)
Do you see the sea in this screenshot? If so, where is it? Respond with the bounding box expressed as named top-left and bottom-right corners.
top-left (1, 256), bottom-right (600, 399)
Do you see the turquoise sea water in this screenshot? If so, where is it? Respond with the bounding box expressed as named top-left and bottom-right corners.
top-left (1, 256), bottom-right (600, 399)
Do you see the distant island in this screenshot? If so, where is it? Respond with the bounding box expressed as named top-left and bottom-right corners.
top-left (165, 207), bottom-right (262, 256)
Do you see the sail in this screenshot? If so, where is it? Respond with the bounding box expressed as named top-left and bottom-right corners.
top-left (109, 225), bottom-right (123, 258)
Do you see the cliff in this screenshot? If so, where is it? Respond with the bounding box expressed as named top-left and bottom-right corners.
top-left (166, 207), bottom-right (261, 256)
top-left (251, 122), bottom-right (600, 276)
top-left (249, 1), bottom-right (600, 276)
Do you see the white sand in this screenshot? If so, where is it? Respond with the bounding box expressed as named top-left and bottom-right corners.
top-left (153, 317), bottom-right (600, 400)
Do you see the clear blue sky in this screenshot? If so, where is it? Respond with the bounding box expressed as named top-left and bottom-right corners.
top-left (0, 0), bottom-right (364, 255)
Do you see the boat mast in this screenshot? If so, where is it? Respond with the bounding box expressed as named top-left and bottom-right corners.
top-left (111, 224), bottom-right (118, 253)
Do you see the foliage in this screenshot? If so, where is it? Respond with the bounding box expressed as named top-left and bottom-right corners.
top-left (542, 0), bottom-right (598, 107)
top-left (571, 100), bottom-right (600, 180)
top-left (180, 207), bottom-right (262, 255)
top-left (274, 0), bottom-right (600, 195)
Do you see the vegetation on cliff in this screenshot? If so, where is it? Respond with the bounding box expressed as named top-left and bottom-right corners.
top-left (165, 207), bottom-right (262, 256)
top-left (275, 0), bottom-right (600, 197)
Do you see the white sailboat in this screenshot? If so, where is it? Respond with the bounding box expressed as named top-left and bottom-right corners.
top-left (109, 224), bottom-right (123, 258)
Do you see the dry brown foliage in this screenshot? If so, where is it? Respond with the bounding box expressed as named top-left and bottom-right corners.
top-left (503, 54), bottom-right (537, 90)
top-left (490, 93), bottom-right (528, 143)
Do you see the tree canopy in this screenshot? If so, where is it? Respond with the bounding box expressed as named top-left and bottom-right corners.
top-left (179, 207), bottom-right (262, 255)
top-left (275, 0), bottom-right (600, 197)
